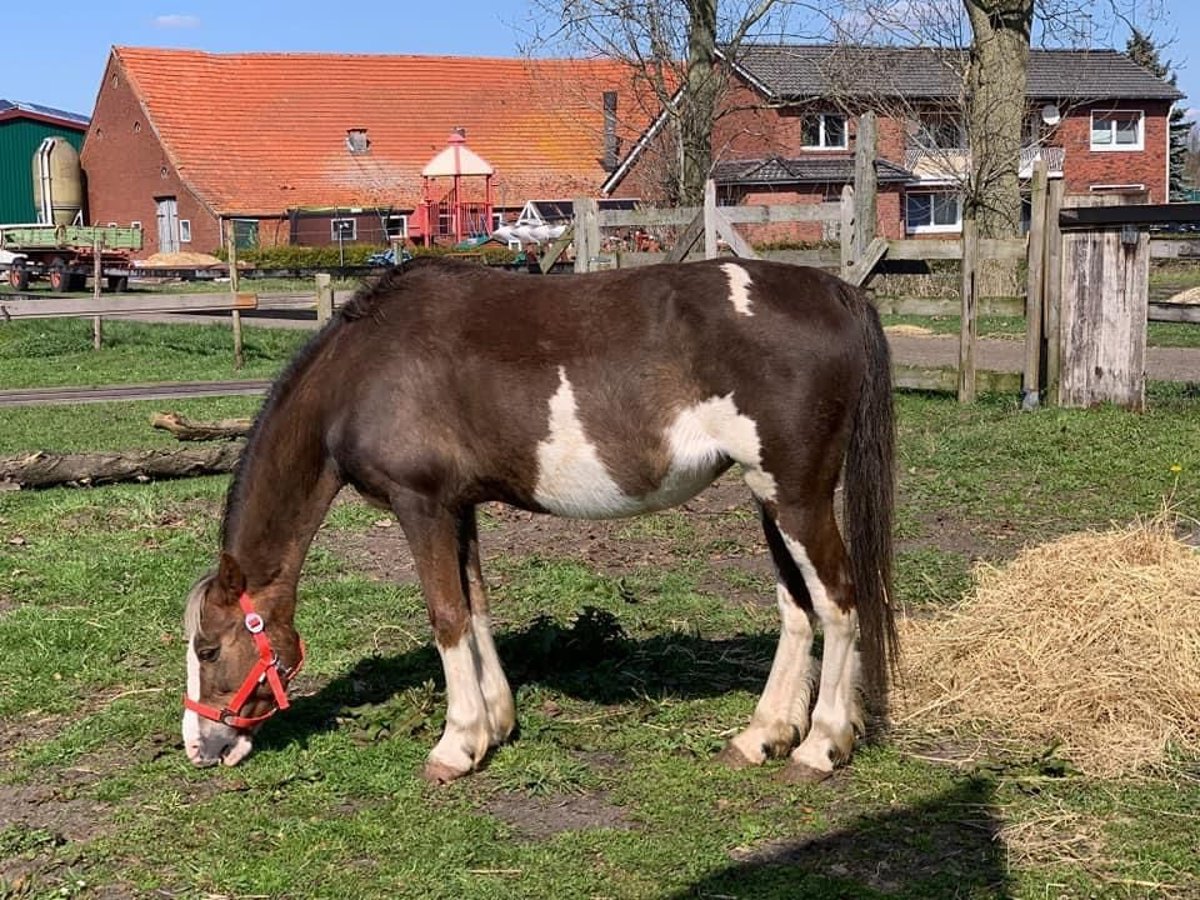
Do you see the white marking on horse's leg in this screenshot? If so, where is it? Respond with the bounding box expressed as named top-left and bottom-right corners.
top-left (725, 582), bottom-right (814, 763)
top-left (721, 262), bottom-right (755, 317)
top-left (470, 612), bottom-right (515, 745)
top-left (781, 533), bottom-right (859, 775)
top-left (428, 634), bottom-right (490, 779)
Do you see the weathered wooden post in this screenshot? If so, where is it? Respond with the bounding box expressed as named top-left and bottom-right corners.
top-left (1044, 179), bottom-right (1066, 404)
top-left (1021, 161), bottom-right (1049, 409)
top-left (315, 273), bottom-right (333, 324)
top-left (853, 112), bottom-right (878, 266)
top-left (92, 235), bottom-right (103, 350)
top-left (574, 197), bottom-right (600, 273)
top-left (839, 185), bottom-right (855, 280)
top-left (1056, 196), bottom-right (1151, 410)
top-left (225, 221), bottom-right (245, 369)
top-left (958, 214), bottom-right (979, 403)
top-left (704, 179), bottom-right (719, 259)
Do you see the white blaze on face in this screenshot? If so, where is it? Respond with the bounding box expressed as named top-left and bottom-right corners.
top-left (535, 371), bottom-right (777, 517)
top-left (721, 262), bottom-right (754, 317)
top-left (183, 634), bottom-right (255, 767)
top-left (183, 636), bottom-right (202, 750)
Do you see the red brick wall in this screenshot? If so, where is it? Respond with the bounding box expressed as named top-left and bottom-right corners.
top-left (81, 54), bottom-right (221, 257)
top-left (1048, 101), bottom-right (1171, 201)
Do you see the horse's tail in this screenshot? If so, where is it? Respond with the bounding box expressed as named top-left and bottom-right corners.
top-left (843, 284), bottom-right (898, 722)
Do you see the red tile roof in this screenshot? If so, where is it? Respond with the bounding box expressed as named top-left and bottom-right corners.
top-left (113, 47), bottom-right (657, 215)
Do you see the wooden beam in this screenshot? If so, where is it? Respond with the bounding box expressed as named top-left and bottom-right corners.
top-left (711, 208), bottom-right (759, 260)
top-left (845, 236), bottom-right (887, 287)
top-left (1023, 160), bottom-right (1049, 407)
top-left (894, 365), bottom-right (1022, 395)
top-left (1044, 179), bottom-right (1066, 405)
top-left (885, 238), bottom-right (1026, 261)
top-left (874, 296), bottom-right (1025, 317)
top-left (704, 180), bottom-right (718, 260)
top-left (1149, 301), bottom-right (1200, 323)
top-left (0, 292), bottom-right (258, 320)
top-left (958, 216), bottom-right (979, 404)
top-left (853, 111), bottom-right (878, 264)
top-left (540, 224), bottom-right (575, 274)
top-left (665, 209), bottom-right (706, 264)
top-left (596, 204), bottom-right (840, 228)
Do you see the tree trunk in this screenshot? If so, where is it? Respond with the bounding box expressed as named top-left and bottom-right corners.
top-left (965, 0), bottom-right (1033, 298)
top-left (150, 412), bottom-right (253, 441)
top-left (679, 0), bottom-right (719, 206)
top-left (964, 0), bottom-right (1034, 238)
top-left (0, 445), bottom-right (243, 489)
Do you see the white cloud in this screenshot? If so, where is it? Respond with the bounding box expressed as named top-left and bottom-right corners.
top-left (153, 13), bottom-right (201, 28)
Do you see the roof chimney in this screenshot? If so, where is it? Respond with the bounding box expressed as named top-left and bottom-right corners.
top-left (602, 92), bottom-right (619, 172)
top-left (346, 128), bottom-right (370, 154)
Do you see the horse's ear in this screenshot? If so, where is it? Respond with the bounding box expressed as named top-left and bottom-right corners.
top-left (216, 552), bottom-right (247, 602)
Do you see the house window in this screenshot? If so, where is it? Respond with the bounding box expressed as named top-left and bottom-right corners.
top-left (131, 221), bottom-right (142, 230)
top-left (385, 215), bottom-right (407, 240)
top-left (802, 113), bottom-right (847, 150)
top-left (905, 191), bottom-right (962, 234)
top-left (179, 219), bottom-right (192, 243)
top-left (1091, 111), bottom-right (1143, 151)
top-left (331, 218), bottom-right (357, 241)
top-left (915, 115), bottom-right (965, 150)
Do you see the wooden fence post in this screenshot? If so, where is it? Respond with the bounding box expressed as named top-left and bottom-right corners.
top-left (704, 179), bottom-right (719, 259)
top-left (958, 215), bottom-right (979, 403)
top-left (1044, 179), bottom-right (1065, 405)
top-left (225, 221), bottom-right (245, 369)
top-left (840, 185), bottom-right (855, 280)
top-left (853, 112), bottom-right (878, 267)
top-left (315, 273), bottom-right (333, 324)
top-left (92, 235), bottom-right (103, 350)
top-left (1022, 161), bottom-right (1049, 409)
top-left (574, 197), bottom-right (600, 273)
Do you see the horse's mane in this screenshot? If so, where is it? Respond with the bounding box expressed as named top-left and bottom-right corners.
top-left (339, 256), bottom-right (489, 321)
top-left (183, 570), bottom-right (216, 638)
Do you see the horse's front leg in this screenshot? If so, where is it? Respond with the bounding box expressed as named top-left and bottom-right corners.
top-left (459, 509), bottom-right (516, 747)
top-left (395, 499), bottom-right (491, 783)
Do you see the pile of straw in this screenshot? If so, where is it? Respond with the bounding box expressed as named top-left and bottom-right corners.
top-left (896, 516), bottom-right (1200, 777)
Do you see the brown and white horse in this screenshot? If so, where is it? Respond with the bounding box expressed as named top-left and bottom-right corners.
top-left (182, 256), bottom-right (896, 783)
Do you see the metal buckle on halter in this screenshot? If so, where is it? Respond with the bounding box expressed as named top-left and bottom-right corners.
top-left (244, 612), bottom-right (265, 634)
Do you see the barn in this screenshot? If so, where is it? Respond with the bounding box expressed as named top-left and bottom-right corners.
top-left (81, 47), bottom-right (657, 256)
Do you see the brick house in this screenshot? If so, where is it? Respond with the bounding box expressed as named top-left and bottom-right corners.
top-left (605, 45), bottom-right (1184, 243)
top-left (81, 47), bottom-right (655, 256)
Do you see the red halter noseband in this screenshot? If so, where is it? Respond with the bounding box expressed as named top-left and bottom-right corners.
top-left (184, 592), bottom-right (305, 730)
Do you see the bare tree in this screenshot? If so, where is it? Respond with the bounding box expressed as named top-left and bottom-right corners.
top-left (520, 1), bottom-right (826, 205)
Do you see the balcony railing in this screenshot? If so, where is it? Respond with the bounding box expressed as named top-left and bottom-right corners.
top-left (904, 145), bottom-right (1065, 182)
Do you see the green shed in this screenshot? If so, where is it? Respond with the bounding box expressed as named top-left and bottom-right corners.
top-left (0, 100), bottom-right (89, 225)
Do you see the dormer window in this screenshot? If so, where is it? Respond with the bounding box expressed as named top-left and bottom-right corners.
top-left (802, 113), bottom-right (847, 150)
top-left (346, 128), bottom-right (370, 154)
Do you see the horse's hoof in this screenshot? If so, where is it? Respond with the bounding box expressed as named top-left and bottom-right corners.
top-left (422, 759), bottom-right (469, 784)
top-left (714, 743), bottom-right (756, 769)
top-left (777, 761), bottom-right (834, 784)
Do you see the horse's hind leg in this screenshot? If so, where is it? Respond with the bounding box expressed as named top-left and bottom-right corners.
top-left (771, 502), bottom-right (863, 782)
top-left (718, 503), bottom-right (815, 766)
top-left (459, 510), bottom-right (516, 747)
top-left (394, 498), bottom-right (491, 783)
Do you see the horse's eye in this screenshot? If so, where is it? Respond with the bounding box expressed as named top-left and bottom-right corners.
top-left (196, 646), bottom-right (220, 663)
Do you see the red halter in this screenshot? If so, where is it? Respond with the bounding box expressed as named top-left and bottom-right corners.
top-left (183, 592), bottom-right (305, 730)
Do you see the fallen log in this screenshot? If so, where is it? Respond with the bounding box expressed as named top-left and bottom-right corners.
top-left (0, 445), bottom-right (243, 489)
top-left (151, 412), bottom-right (253, 441)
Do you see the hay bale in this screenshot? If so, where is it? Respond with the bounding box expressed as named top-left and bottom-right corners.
top-left (896, 516), bottom-right (1200, 777)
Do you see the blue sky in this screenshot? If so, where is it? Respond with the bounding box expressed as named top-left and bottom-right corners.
top-left (7, 1), bottom-right (1199, 119)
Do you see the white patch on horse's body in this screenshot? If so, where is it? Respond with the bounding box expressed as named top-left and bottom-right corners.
top-left (721, 262), bottom-right (754, 317)
top-left (534, 371), bottom-right (775, 517)
top-left (779, 532), bottom-right (861, 773)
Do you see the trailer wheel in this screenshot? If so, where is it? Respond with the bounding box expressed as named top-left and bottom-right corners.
top-left (67, 273), bottom-right (88, 292)
top-left (8, 261), bottom-right (29, 291)
top-left (48, 259), bottom-right (69, 293)
top-left (106, 275), bottom-right (129, 293)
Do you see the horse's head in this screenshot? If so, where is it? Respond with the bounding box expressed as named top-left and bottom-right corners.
top-left (181, 553), bottom-right (304, 767)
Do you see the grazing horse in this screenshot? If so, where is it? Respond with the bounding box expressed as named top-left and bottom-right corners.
top-left (182, 256), bottom-right (896, 783)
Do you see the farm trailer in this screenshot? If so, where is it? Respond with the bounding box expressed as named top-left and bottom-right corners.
top-left (0, 224), bottom-right (143, 292)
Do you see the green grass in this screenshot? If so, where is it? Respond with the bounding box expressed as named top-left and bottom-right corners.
top-left (882, 313), bottom-right (1200, 348)
top-left (0, 318), bottom-right (310, 388)
top-left (1, 333), bottom-right (1199, 896)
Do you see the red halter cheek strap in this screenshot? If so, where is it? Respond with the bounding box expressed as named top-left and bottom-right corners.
top-left (183, 592), bottom-right (305, 730)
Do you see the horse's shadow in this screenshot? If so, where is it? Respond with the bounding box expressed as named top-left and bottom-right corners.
top-left (257, 606), bottom-right (778, 751)
top-left (670, 776), bottom-right (1013, 899)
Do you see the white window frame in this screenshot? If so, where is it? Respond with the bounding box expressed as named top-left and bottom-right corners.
top-left (331, 218), bottom-right (357, 241)
top-left (905, 190), bottom-right (963, 235)
top-left (1090, 110), bottom-right (1144, 152)
top-left (179, 219), bottom-right (192, 243)
top-left (801, 112), bottom-right (848, 151)
top-left (385, 214), bottom-right (408, 240)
